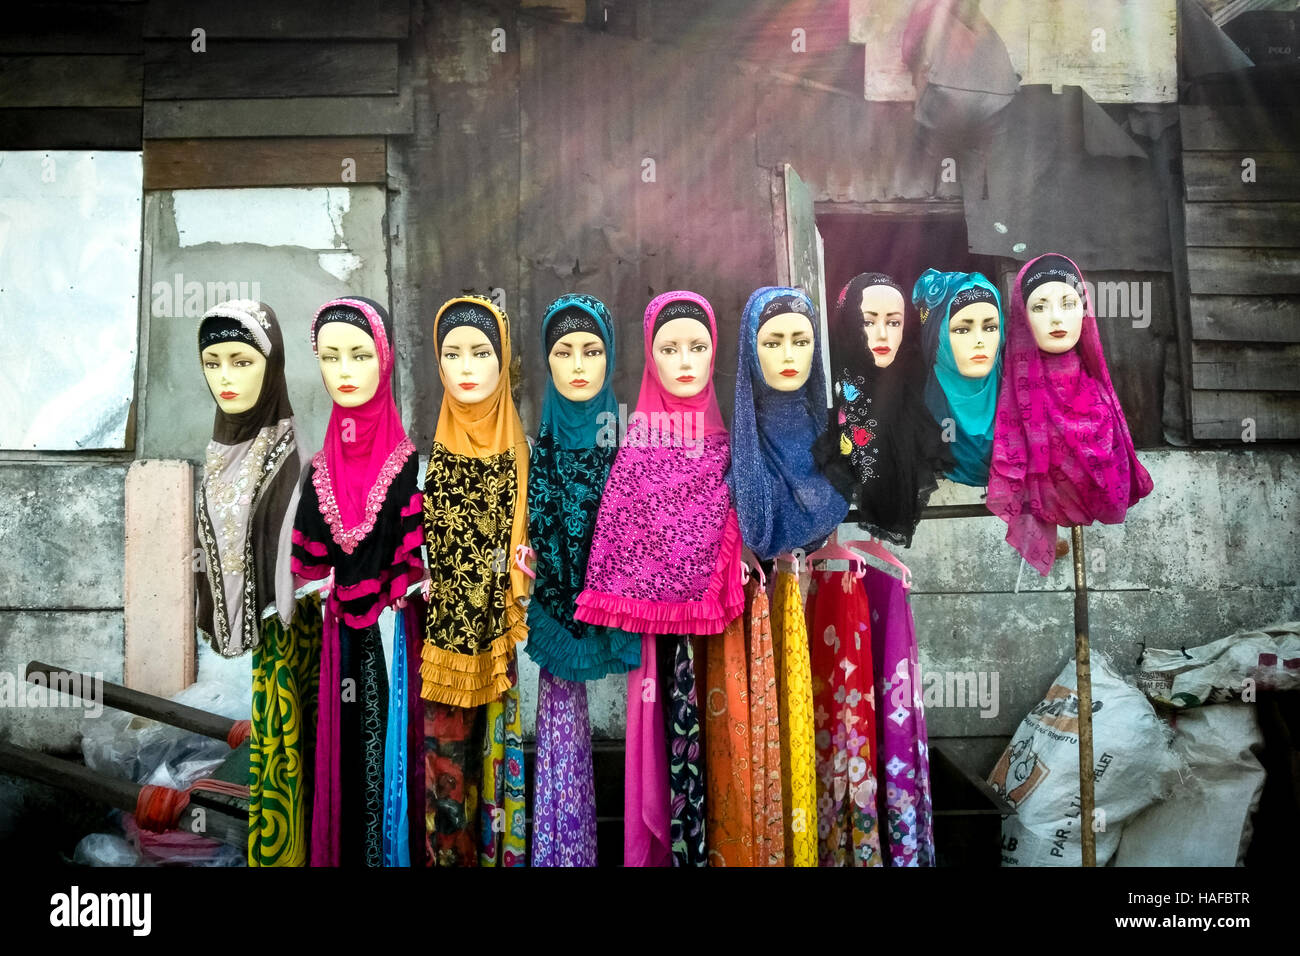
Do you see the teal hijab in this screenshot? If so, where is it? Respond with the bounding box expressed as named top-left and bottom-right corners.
top-left (912, 270), bottom-right (1004, 486)
top-left (538, 294), bottom-right (619, 449)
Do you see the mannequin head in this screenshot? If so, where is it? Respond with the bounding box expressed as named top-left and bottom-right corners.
top-left (548, 331), bottom-right (606, 401)
top-left (948, 301), bottom-right (1001, 377)
top-left (201, 343), bottom-right (266, 414)
top-left (652, 316), bottom-right (713, 398)
top-left (1025, 280), bottom-right (1084, 353)
top-left (317, 321), bottom-right (381, 407)
top-left (860, 284), bottom-right (906, 368)
top-left (439, 324), bottom-right (501, 404)
top-left (756, 311), bottom-right (815, 391)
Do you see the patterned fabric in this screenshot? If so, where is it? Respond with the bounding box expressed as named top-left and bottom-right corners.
top-left (663, 635), bottom-right (707, 866)
top-left (745, 580), bottom-right (785, 866)
top-left (912, 269), bottom-right (1005, 487)
top-left (575, 291), bottom-right (744, 636)
top-left (531, 669), bottom-right (598, 866)
top-left (863, 567), bottom-right (935, 867)
top-left (423, 294), bottom-right (531, 704)
top-left (479, 686), bottom-right (527, 867)
top-left (727, 285), bottom-right (848, 560)
top-left (988, 253), bottom-right (1153, 575)
top-left (382, 601), bottom-right (418, 867)
top-left (421, 442), bottom-right (518, 705)
top-left (526, 437), bottom-right (640, 681)
top-left (249, 592), bottom-right (322, 867)
top-left (625, 634), bottom-right (671, 867)
top-left (357, 625), bottom-right (388, 867)
top-left (424, 700), bottom-right (481, 868)
top-left (703, 614), bottom-right (752, 866)
top-left (773, 569), bottom-right (817, 867)
top-left (807, 569), bottom-right (883, 867)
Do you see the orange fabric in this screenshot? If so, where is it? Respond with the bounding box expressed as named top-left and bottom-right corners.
top-left (745, 580), bottom-right (785, 866)
top-left (134, 784), bottom-right (191, 832)
top-left (704, 614), bottom-right (753, 866)
top-left (226, 719), bottom-right (252, 749)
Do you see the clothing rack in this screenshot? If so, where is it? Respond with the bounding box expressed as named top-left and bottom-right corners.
top-left (844, 503), bottom-right (1098, 868)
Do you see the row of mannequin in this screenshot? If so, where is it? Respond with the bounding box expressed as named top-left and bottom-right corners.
top-left (193, 252), bottom-right (1151, 866)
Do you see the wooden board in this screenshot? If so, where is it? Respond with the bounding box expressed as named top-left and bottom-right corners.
top-left (144, 0), bottom-right (409, 39)
top-left (1185, 201), bottom-right (1300, 249)
top-left (0, 3), bottom-right (143, 54)
top-left (0, 108), bottom-right (141, 148)
top-left (1190, 294), bottom-right (1300, 343)
top-left (1183, 151), bottom-right (1300, 202)
top-left (1190, 389), bottom-right (1300, 440)
top-left (144, 136), bottom-right (386, 189)
top-left (1180, 104), bottom-right (1300, 151)
top-left (143, 92), bottom-right (413, 138)
top-left (1191, 342), bottom-right (1300, 391)
top-left (145, 40), bottom-right (398, 100)
top-left (0, 55), bottom-right (141, 108)
top-left (1186, 247), bottom-right (1300, 295)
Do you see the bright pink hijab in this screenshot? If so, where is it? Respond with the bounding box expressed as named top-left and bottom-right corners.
top-left (575, 291), bottom-right (743, 635)
top-left (988, 254), bottom-right (1153, 575)
top-left (310, 297), bottom-right (413, 551)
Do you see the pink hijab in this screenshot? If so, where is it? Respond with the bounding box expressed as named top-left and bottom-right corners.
top-left (988, 254), bottom-right (1153, 575)
top-left (310, 296), bottom-right (413, 552)
top-left (575, 290), bottom-right (743, 636)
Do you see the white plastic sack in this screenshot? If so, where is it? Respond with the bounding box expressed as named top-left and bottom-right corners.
top-left (1135, 621), bottom-right (1300, 707)
top-left (987, 653), bottom-right (1182, 866)
top-left (1111, 702), bottom-right (1264, 866)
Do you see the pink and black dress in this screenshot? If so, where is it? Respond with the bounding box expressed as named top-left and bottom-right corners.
top-left (290, 296), bottom-right (424, 867)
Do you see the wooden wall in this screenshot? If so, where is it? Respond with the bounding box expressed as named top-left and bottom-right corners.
top-left (1181, 99), bottom-right (1300, 440)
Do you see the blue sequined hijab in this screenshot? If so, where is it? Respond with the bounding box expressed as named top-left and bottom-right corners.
top-left (726, 286), bottom-right (848, 561)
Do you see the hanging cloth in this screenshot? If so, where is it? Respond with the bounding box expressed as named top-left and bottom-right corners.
top-left (806, 568), bottom-right (883, 866)
top-left (663, 635), bottom-right (707, 866)
top-left (703, 611), bottom-right (753, 866)
top-left (727, 286), bottom-right (848, 560)
top-left (987, 253), bottom-right (1153, 575)
top-left (745, 579), bottom-right (785, 866)
top-left (420, 295), bottom-right (531, 706)
top-left (815, 273), bottom-right (952, 548)
top-left (531, 669), bottom-right (599, 866)
top-left (772, 568), bottom-right (817, 867)
top-left (624, 634), bottom-right (672, 867)
top-left (575, 291), bottom-right (744, 636)
top-left (863, 566), bottom-right (936, 866)
top-left (912, 269), bottom-right (1005, 486)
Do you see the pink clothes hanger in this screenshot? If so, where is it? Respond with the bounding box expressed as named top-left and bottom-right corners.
top-left (842, 535), bottom-right (914, 591)
top-left (806, 529), bottom-right (867, 577)
top-left (740, 546), bottom-right (768, 588)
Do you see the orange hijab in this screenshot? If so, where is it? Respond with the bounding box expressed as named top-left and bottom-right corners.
top-left (421, 295), bottom-right (531, 704)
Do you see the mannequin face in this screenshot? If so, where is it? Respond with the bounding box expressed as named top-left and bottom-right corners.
top-left (860, 285), bottom-right (905, 368)
top-left (202, 343), bottom-right (266, 414)
top-left (1026, 280), bottom-right (1085, 353)
top-left (756, 312), bottom-right (815, 391)
top-left (439, 324), bottom-right (501, 404)
top-left (548, 331), bottom-right (607, 401)
top-left (947, 301), bottom-right (1001, 378)
top-left (317, 322), bottom-right (381, 407)
top-left (651, 317), bottom-right (713, 398)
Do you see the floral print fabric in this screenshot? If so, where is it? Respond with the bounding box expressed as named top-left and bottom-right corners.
top-left (745, 580), bottom-right (785, 866)
top-left (773, 569), bottom-right (817, 867)
top-left (663, 636), bottom-right (707, 866)
top-left (531, 669), bottom-right (598, 866)
top-left (703, 614), bottom-right (752, 866)
top-left (479, 686), bottom-right (526, 867)
top-left (806, 569), bottom-right (882, 867)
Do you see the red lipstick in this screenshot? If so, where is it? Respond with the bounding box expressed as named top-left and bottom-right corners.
top-left (570, 379), bottom-right (589, 388)
top-left (337, 384), bottom-right (358, 393)
top-left (458, 382), bottom-right (478, 391)
top-left (872, 346), bottom-right (891, 355)
top-left (676, 375), bottom-right (696, 383)
top-left (779, 368), bottom-right (799, 377)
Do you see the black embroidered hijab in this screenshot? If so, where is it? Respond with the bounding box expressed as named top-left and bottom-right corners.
top-left (814, 273), bottom-right (952, 547)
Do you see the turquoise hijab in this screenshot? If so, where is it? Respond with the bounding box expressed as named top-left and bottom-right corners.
top-left (912, 270), bottom-right (1004, 486)
top-left (538, 294), bottom-right (619, 449)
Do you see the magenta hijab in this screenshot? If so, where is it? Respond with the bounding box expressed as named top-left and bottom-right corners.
top-left (310, 297), bottom-right (413, 551)
top-left (987, 254), bottom-right (1153, 575)
top-left (575, 290), bottom-right (743, 636)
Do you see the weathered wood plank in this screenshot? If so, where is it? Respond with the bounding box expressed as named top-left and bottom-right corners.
top-left (1181, 104), bottom-right (1300, 151)
top-left (1191, 389), bottom-right (1300, 440)
top-left (144, 136), bottom-right (386, 188)
top-left (144, 0), bottom-right (409, 38)
top-left (1190, 294), bottom-right (1300, 343)
top-left (0, 3), bottom-right (143, 54)
top-left (0, 108), bottom-right (141, 148)
top-left (1186, 247), bottom-right (1300, 295)
top-left (0, 55), bottom-right (141, 107)
top-left (1185, 201), bottom-right (1300, 248)
top-left (144, 40), bottom-right (398, 100)
top-left (1191, 342), bottom-right (1300, 391)
top-left (1183, 152), bottom-right (1300, 202)
top-left (143, 92), bottom-right (412, 138)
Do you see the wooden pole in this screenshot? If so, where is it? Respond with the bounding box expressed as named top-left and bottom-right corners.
top-left (1071, 525), bottom-right (1097, 867)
